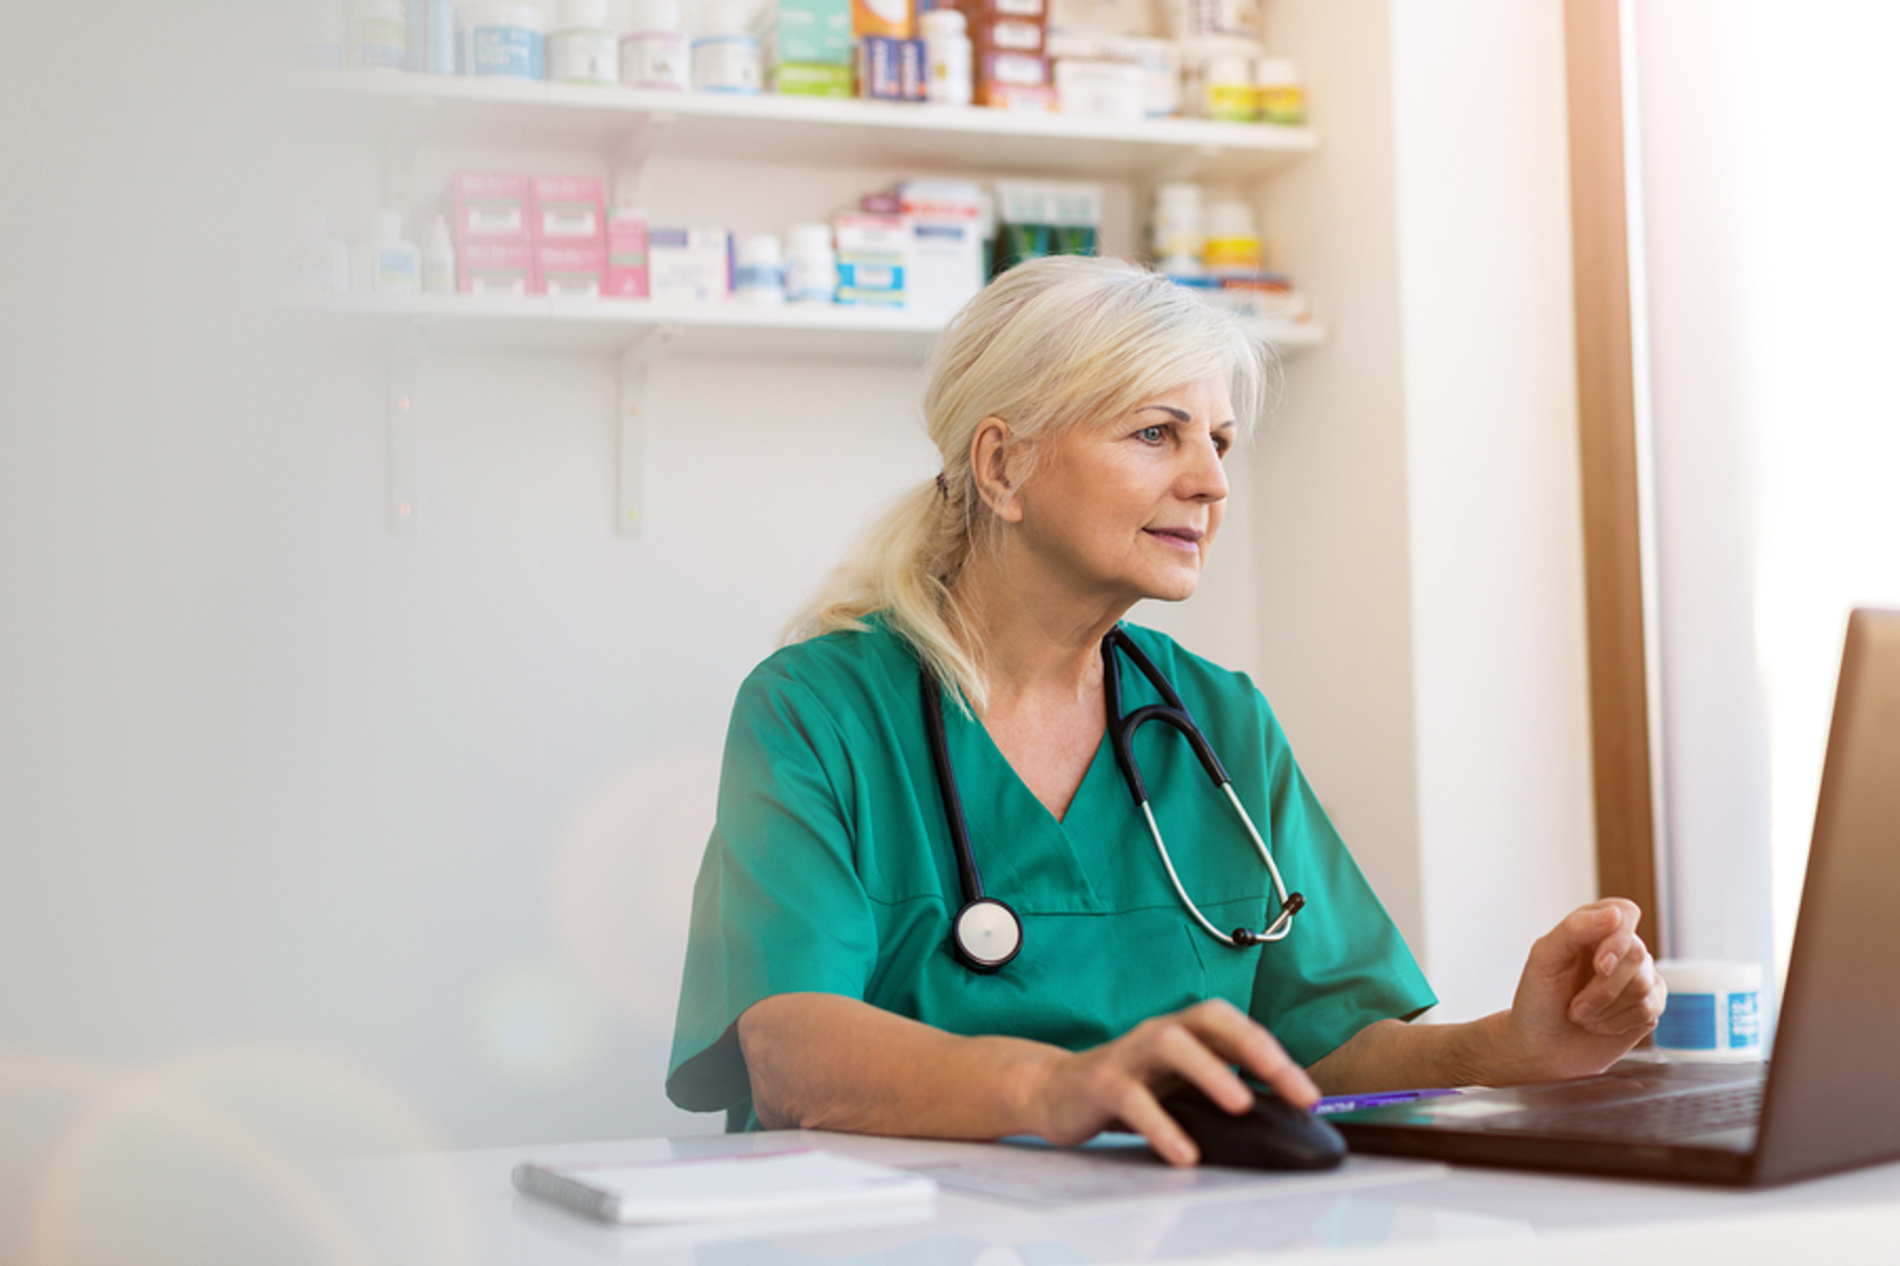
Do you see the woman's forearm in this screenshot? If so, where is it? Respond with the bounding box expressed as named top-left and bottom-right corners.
top-left (1307, 1014), bottom-right (1525, 1095)
top-left (737, 992), bottom-right (1065, 1138)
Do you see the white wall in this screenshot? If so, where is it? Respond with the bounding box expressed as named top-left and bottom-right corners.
top-left (0, 9), bottom-right (1600, 1246)
top-left (1263, 0), bottom-right (1597, 1022)
top-left (1632, 2), bottom-right (1900, 986)
top-left (1387, 0), bottom-right (1598, 1019)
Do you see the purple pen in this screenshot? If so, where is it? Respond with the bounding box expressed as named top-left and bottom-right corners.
top-left (1313, 1088), bottom-right (1462, 1116)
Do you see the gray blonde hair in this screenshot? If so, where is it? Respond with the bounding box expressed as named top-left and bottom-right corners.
top-left (782, 254), bottom-right (1274, 710)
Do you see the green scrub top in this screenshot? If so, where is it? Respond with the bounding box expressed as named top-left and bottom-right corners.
top-left (667, 616), bottom-right (1436, 1129)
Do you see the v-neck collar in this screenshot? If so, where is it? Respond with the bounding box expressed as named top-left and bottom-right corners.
top-left (935, 679), bottom-right (1126, 915)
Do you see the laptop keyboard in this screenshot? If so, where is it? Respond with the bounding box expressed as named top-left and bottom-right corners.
top-left (1497, 1082), bottom-right (1765, 1143)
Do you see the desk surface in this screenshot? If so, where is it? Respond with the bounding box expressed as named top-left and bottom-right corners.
top-left (321, 1128), bottom-right (1900, 1266)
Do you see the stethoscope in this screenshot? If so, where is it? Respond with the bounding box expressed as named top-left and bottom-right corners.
top-left (920, 626), bottom-right (1306, 973)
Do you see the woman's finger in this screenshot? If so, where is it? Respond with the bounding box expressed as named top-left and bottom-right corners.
top-left (1581, 975), bottom-right (1669, 1036)
top-left (1112, 1079), bottom-right (1200, 1167)
top-left (1171, 1000), bottom-right (1318, 1107)
top-left (1569, 934), bottom-right (1653, 1025)
top-left (1145, 1020), bottom-right (1254, 1114)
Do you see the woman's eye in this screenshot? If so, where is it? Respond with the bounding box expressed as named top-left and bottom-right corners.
top-left (1136, 425), bottom-right (1168, 444)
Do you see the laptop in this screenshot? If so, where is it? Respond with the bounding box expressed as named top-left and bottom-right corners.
top-left (1332, 608), bottom-right (1900, 1186)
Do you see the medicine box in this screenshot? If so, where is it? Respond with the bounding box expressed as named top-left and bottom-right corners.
top-left (648, 227), bottom-right (730, 302)
top-left (459, 240), bottom-right (535, 295)
top-left (451, 172), bottom-right (532, 245)
top-left (959, 0), bottom-right (1045, 17)
top-left (977, 50), bottom-right (1049, 89)
top-left (753, 0), bottom-right (853, 66)
top-left (605, 207), bottom-right (649, 298)
top-left (853, 0), bottom-right (912, 38)
top-left (899, 179), bottom-right (983, 317)
top-left (1053, 59), bottom-right (1144, 120)
top-left (537, 242), bottom-right (606, 298)
top-left (772, 61), bottom-right (854, 95)
top-left (973, 17), bottom-right (1044, 53)
top-left (834, 214), bottom-right (908, 305)
top-left (857, 37), bottom-right (925, 100)
top-left (531, 176), bottom-right (606, 243)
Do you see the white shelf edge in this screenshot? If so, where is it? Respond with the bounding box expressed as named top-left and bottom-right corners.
top-left (277, 292), bottom-right (1324, 358)
top-left (296, 69), bottom-right (1320, 166)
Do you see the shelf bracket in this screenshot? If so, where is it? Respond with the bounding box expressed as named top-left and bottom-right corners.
top-left (611, 114), bottom-right (665, 207)
top-left (616, 349), bottom-right (647, 538)
top-left (388, 346), bottom-right (419, 533)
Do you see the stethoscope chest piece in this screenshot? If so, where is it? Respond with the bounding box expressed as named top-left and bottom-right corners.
top-left (953, 897), bottom-right (1023, 973)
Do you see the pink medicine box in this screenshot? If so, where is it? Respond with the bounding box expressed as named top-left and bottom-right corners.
top-left (530, 176), bottom-right (606, 243)
top-left (459, 240), bottom-right (535, 296)
top-left (536, 242), bottom-right (607, 298)
top-left (451, 172), bottom-right (533, 245)
top-left (605, 207), bottom-right (649, 298)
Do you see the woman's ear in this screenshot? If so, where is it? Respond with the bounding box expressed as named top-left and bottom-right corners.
top-left (970, 417), bottom-right (1026, 524)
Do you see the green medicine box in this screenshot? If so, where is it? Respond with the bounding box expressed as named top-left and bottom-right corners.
top-left (753, 0), bottom-right (854, 67)
top-left (773, 61), bottom-right (855, 97)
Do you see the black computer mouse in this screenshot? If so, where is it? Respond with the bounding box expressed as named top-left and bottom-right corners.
top-left (1155, 1081), bottom-right (1348, 1171)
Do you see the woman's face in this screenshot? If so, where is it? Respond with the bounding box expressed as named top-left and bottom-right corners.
top-left (1008, 375), bottom-right (1236, 608)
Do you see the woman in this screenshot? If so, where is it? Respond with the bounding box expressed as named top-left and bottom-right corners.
top-left (666, 256), bottom-right (1664, 1165)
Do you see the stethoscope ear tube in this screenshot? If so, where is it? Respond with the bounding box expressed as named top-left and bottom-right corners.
top-left (921, 663), bottom-right (1027, 972)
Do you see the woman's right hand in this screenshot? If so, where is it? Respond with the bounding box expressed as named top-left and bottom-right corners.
top-left (1025, 998), bottom-right (1318, 1166)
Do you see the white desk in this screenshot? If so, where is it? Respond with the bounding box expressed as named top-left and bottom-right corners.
top-left (320, 1129), bottom-right (1900, 1266)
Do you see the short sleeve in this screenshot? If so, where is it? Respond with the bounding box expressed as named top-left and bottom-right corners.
top-left (665, 666), bottom-right (881, 1119)
top-left (1245, 702), bottom-right (1437, 1066)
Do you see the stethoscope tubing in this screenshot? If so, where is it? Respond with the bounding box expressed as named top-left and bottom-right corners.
top-left (922, 626), bottom-right (1304, 969)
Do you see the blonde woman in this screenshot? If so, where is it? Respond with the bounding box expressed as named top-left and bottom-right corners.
top-left (666, 256), bottom-right (1664, 1164)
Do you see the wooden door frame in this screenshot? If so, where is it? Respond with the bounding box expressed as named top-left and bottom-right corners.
top-left (1563, 0), bottom-right (1666, 951)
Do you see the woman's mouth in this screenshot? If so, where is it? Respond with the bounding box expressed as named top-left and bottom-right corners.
top-left (1145, 527), bottom-right (1204, 551)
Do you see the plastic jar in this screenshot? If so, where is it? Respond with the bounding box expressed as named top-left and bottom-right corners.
top-left (921, 9), bottom-right (973, 108)
top-left (733, 234), bottom-right (787, 304)
top-left (785, 223), bottom-right (837, 304)
top-left (1202, 198), bottom-right (1262, 277)
top-left (1196, 52), bottom-right (1256, 122)
top-left (692, 0), bottom-right (762, 94)
top-left (1255, 56), bottom-right (1305, 125)
top-left (460, 2), bottom-right (546, 80)
top-left (1150, 181), bottom-right (1204, 261)
top-left (348, 0), bottom-right (408, 70)
top-left (621, 0), bottom-right (690, 91)
top-left (352, 208), bottom-right (420, 294)
top-left (549, 0), bottom-right (619, 86)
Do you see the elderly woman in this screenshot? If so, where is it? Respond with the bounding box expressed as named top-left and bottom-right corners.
top-left (666, 256), bottom-right (1664, 1165)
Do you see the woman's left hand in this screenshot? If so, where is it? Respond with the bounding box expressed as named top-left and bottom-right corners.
top-left (1497, 898), bottom-right (1668, 1082)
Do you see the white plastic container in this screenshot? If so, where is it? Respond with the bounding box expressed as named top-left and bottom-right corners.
top-left (1655, 960), bottom-right (1765, 1062)
top-left (1203, 196), bottom-right (1261, 276)
top-left (621, 0), bottom-right (690, 90)
top-left (1254, 55), bottom-right (1304, 125)
top-left (785, 222), bottom-right (837, 304)
top-left (549, 0), bottom-right (619, 86)
top-left (348, 0), bottom-right (408, 70)
top-left (692, 0), bottom-right (762, 94)
top-left (1149, 181), bottom-right (1203, 260)
top-left (460, 2), bottom-right (546, 80)
top-left (921, 9), bottom-right (972, 108)
top-left (732, 233), bottom-right (787, 304)
top-left (422, 214), bottom-right (457, 294)
top-left (291, 208), bottom-right (350, 294)
top-left (352, 209), bottom-right (420, 294)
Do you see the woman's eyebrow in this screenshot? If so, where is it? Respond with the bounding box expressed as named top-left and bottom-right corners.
top-left (1139, 406), bottom-right (1192, 422)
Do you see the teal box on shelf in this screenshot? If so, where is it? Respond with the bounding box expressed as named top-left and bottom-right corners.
top-left (753, 0), bottom-right (854, 67)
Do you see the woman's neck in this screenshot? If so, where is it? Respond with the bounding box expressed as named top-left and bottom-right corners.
top-left (951, 550), bottom-right (1131, 708)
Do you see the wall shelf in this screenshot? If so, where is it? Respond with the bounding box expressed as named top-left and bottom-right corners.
top-left (297, 70), bottom-right (1318, 182)
top-left (282, 292), bottom-right (1325, 363)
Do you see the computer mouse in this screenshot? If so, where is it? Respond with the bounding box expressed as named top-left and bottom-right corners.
top-left (1155, 1081), bottom-right (1348, 1171)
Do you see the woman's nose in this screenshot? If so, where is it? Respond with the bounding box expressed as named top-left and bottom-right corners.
top-left (1180, 439), bottom-right (1229, 502)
